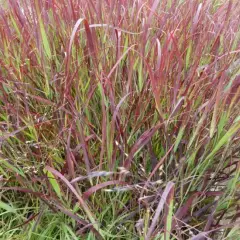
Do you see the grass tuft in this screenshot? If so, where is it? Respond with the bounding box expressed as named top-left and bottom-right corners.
top-left (0, 0), bottom-right (240, 239)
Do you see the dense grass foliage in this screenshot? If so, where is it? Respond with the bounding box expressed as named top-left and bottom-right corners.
top-left (0, 0), bottom-right (240, 239)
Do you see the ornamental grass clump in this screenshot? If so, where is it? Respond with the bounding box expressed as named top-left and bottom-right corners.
top-left (0, 0), bottom-right (239, 239)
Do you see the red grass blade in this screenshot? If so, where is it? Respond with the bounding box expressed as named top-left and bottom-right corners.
top-left (82, 180), bottom-right (126, 200)
top-left (146, 182), bottom-right (175, 240)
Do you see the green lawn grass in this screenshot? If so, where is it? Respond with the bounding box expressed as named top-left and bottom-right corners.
top-left (0, 0), bottom-right (240, 239)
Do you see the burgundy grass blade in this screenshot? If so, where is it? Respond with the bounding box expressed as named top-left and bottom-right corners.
top-left (123, 122), bottom-right (164, 169)
top-left (146, 182), bottom-right (175, 240)
top-left (82, 180), bottom-right (127, 200)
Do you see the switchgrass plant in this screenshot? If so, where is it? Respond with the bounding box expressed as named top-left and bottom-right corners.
top-left (0, 0), bottom-right (240, 239)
